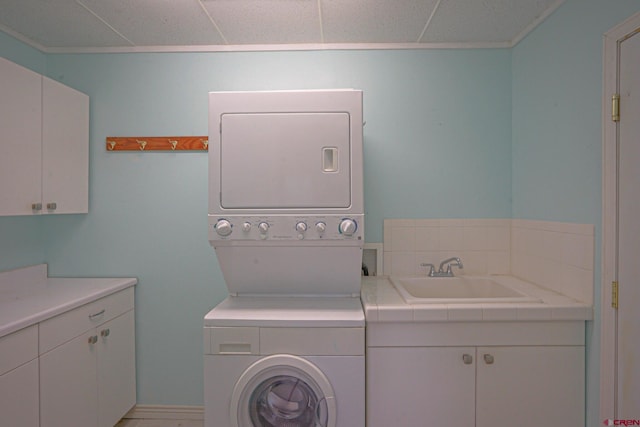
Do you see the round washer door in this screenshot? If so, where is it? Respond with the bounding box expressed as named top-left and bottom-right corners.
top-left (231, 354), bottom-right (337, 427)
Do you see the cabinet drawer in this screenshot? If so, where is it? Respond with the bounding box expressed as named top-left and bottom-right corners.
top-left (0, 325), bottom-right (38, 375)
top-left (40, 287), bottom-right (134, 354)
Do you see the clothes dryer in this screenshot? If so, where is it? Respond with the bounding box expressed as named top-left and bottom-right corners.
top-left (203, 296), bottom-right (365, 427)
top-left (207, 89), bottom-right (364, 296)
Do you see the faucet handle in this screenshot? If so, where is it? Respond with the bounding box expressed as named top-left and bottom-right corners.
top-left (420, 263), bottom-right (436, 277)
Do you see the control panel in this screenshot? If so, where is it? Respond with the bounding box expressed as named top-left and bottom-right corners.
top-left (208, 215), bottom-right (363, 242)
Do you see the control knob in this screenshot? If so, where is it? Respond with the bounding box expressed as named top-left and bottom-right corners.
top-left (339, 218), bottom-right (358, 236)
top-left (242, 222), bottom-right (252, 232)
top-left (215, 219), bottom-right (232, 237)
top-left (315, 222), bottom-right (327, 234)
top-left (258, 222), bottom-right (269, 233)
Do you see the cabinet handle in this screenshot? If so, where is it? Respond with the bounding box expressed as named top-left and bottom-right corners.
top-left (46, 202), bottom-right (57, 210)
top-left (483, 354), bottom-right (494, 365)
top-left (32, 203), bottom-right (42, 211)
top-left (89, 309), bottom-right (105, 320)
top-left (462, 354), bottom-right (473, 365)
top-left (100, 328), bottom-right (110, 337)
top-left (88, 335), bottom-right (98, 345)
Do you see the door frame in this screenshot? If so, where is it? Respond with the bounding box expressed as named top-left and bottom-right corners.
top-left (601, 10), bottom-right (640, 419)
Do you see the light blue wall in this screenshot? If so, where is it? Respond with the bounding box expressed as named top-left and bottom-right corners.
top-left (512, 1), bottom-right (639, 425)
top-left (0, 31), bottom-right (45, 73)
top-left (36, 49), bottom-right (511, 405)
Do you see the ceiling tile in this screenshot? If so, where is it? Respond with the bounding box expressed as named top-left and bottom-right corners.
top-left (0, 0), bottom-right (565, 50)
top-left (421, 0), bottom-right (560, 44)
top-left (0, 0), bottom-right (129, 48)
top-left (202, 0), bottom-right (321, 45)
top-left (79, 0), bottom-right (226, 46)
top-left (321, 0), bottom-right (439, 43)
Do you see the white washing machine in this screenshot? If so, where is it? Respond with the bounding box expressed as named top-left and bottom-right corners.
top-left (204, 296), bottom-right (365, 427)
top-left (205, 90), bottom-right (366, 427)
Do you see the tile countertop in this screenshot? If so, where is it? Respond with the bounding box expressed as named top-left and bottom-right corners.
top-left (361, 275), bottom-right (592, 323)
top-left (0, 264), bottom-right (137, 338)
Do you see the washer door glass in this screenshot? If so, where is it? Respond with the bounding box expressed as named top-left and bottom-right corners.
top-left (249, 374), bottom-right (327, 426)
top-left (232, 355), bottom-right (336, 427)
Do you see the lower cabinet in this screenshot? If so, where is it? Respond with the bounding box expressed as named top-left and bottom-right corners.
top-left (40, 330), bottom-right (99, 427)
top-left (39, 289), bottom-right (136, 427)
top-left (368, 345), bottom-right (584, 427)
top-left (367, 346), bottom-right (475, 426)
top-left (0, 325), bottom-right (39, 427)
top-left (476, 346), bottom-right (584, 427)
top-left (0, 359), bottom-right (39, 427)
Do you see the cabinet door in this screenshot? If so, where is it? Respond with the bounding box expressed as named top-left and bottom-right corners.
top-left (0, 359), bottom-right (39, 427)
top-left (476, 346), bottom-right (584, 427)
top-left (97, 310), bottom-right (136, 427)
top-left (40, 329), bottom-right (98, 427)
top-left (0, 58), bottom-right (42, 215)
top-left (42, 76), bottom-right (89, 214)
top-left (367, 347), bottom-right (475, 427)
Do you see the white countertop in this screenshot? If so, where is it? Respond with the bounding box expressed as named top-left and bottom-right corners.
top-left (0, 264), bottom-right (137, 338)
top-left (361, 275), bottom-right (592, 322)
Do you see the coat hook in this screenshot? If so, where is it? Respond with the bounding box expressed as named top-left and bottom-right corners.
top-left (137, 140), bottom-right (147, 151)
top-left (107, 140), bottom-right (116, 151)
top-left (169, 140), bottom-right (178, 150)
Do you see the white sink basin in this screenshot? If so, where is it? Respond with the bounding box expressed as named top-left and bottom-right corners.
top-left (390, 276), bottom-right (541, 304)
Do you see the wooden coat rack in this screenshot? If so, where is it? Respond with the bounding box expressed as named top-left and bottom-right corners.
top-left (106, 136), bottom-right (208, 151)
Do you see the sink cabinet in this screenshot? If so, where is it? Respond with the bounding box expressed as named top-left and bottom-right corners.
top-left (368, 346), bottom-right (475, 426)
top-left (0, 57), bottom-right (88, 216)
top-left (366, 321), bottom-right (585, 427)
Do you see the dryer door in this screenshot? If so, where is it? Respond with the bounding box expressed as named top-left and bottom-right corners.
top-left (231, 354), bottom-right (337, 427)
top-left (219, 112), bottom-right (351, 210)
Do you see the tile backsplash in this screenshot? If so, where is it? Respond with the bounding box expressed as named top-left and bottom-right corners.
top-left (383, 218), bottom-right (594, 304)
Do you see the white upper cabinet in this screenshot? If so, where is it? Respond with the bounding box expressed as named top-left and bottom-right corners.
top-left (0, 57), bottom-right (89, 216)
top-left (42, 77), bottom-right (89, 214)
top-left (0, 57), bottom-right (42, 215)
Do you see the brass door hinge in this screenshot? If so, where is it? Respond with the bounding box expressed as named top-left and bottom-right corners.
top-left (612, 281), bottom-right (619, 309)
top-left (612, 94), bottom-right (620, 122)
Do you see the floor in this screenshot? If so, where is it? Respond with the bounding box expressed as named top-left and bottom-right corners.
top-left (116, 419), bottom-right (203, 427)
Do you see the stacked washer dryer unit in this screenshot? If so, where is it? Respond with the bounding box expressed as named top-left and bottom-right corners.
top-left (204, 90), bottom-right (365, 427)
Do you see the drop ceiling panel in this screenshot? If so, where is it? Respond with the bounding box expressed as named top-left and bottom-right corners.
top-left (0, 0), bottom-right (566, 50)
top-left (321, 0), bottom-right (439, 43)
top-left (202, 0), bottom-right (321, 45)
top-left (79, 0), bottom-right (226, 45)
top-left (0, 0), bottom-right (128, 48)
top-left (421, 0), bottom-right (560, 43)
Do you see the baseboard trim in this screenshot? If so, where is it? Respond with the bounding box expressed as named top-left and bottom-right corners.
top-left (124, 404), bottom-right (204, 420)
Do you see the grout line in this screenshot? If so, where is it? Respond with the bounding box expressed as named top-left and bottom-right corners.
top-left (74, 0), bottom-right (136, 46)
top-left (417, 0), bottom-right (443, 42)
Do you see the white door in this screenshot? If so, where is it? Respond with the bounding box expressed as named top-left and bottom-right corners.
top-left (616, 26), bottom-right (640, 419)
top-left (476, 346), bottom-right (584, 427)
top-left (366, 347), bottom-right (475, 427)
top-left (0, 58), bottom-right (42, 215)
top-left (97, 310), bottom-right (136, 427)
top-left (42, 76), bottom-right (89, 214)
top-left (40, 330), bottom-right (98, 427)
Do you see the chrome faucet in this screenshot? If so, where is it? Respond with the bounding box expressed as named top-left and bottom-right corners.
top-left (438, 257), bottom-right (463, 277)
top-left (421, 257), bottom-right (464, 277)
